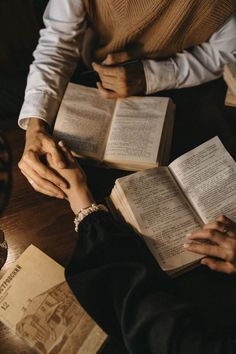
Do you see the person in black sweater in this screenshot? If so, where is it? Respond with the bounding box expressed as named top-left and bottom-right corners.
top-left (47, 141), bottom-right (236, 354)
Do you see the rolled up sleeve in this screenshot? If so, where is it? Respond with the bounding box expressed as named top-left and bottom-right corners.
top-left (18, 0), bottom-right (87, 129)
top-left (143, 13), bottom-right (236, 95)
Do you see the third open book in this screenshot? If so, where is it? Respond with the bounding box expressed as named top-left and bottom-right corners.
top-left (108, 137), bottom-right (236, 275)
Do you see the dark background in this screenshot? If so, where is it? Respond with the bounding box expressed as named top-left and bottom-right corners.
top-left (0, 0), bottom-right (48, 120)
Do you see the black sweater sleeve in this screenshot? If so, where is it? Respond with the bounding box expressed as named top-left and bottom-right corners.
top-left (65, 211), bottom-right (236, 354)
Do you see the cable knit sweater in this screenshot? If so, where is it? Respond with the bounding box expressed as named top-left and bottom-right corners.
top-left (83, 0), bottom-right (236, 60)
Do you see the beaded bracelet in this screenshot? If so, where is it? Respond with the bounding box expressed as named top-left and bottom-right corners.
top-left (74, 203), bottom-right (108, 232)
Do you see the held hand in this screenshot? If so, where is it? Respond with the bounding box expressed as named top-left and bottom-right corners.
top-left (92, 51), bottom-right (146, 98)
top-left (184, 215), bottom-right (236, 274)
top-left (47, 141), bottom-right (95, 214)
top-left (18, 118), bottom-right (68, 199)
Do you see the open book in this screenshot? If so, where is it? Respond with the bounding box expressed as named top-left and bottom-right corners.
top-left (108, 137), bottom-right (236, 276)
top-left (224, 63), bottom-right (236, 107)
top-left (53, 83), bottom-right (175, 171)
top-left (0, 245), bottom-right (106, 354)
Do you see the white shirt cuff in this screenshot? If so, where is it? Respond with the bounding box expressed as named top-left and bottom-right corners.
top-left (18, 92), bottom-right (61, 129)
top-left (142, 59), bottom-right (176, 95)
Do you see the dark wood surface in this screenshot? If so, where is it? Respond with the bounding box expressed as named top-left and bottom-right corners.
top-left (0, 119), bottom-right (78, 354)
top-left (0, 77), bottom-right (236, 353)
top-left (0, 111), bottom-right (128, 354)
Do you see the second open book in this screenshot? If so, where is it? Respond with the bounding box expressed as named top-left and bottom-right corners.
top-left (108, 137), bottom-right (236, 276)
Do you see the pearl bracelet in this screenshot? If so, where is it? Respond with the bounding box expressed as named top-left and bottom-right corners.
top-left (74, 203), bottom-right (108, 232)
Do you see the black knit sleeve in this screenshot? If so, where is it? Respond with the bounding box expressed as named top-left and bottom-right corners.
top-left (65, 211), bottom-right (236, 354)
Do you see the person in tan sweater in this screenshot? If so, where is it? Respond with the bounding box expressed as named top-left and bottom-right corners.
top-left (18, 1), bottom-right (236, 198)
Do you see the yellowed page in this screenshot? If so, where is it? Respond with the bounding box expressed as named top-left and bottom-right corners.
top-left (0, 245), bottom-right (106, 354)
top-left (169, 137), bottom-right (236, 224)
top-left (110, 186), bottom-right (138, 230)
top-left (225, 89), bottom-right (236, 107)
top-left (115, 168), bottom-right (201, 272)
top-left (53, 83), bottom-right (116, 160)
top-left (224, 63), bottom-right (236, 95)
top-left (104, 96), bottom-right (172, 164)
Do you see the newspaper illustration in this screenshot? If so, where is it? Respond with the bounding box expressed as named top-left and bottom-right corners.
top-left (0, 245), bottom-right (106, 353)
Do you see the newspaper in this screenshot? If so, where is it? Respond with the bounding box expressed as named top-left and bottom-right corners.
top-left (0, 245), bottom-right (106, 353)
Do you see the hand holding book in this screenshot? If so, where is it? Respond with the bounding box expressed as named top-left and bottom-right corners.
top-left (108, 137), bottom-right (236, 274)
top-left (91, 51), bottom-right (146, 98)
top-left (185, 215), bottom-right (236, 274)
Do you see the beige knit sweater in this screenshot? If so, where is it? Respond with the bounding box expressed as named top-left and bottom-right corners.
top-left (83, 0), bottom-right (236, 61)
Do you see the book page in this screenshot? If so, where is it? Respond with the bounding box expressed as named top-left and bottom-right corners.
top-left (53, 83), bottom-right (116, 160)
top-left (116, 168), bottom-right (201, 272)
top-left (104, 96), bottom-right (171, 164)
top-left (225, 89), bottom-right (236, 107)
top-left (169, 137), bottom-right (236, 223)
top-left (228, 62), bottom-right (236, 77)
top-left (0, 245), bottom-right (106, 354)
top-left (224, 63), bottom-right (236, 95)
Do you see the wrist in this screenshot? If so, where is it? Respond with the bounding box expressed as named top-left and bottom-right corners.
top-left (69, 185), bottom-right (95, 214)
top-left (73, 203), bottom-right (108, 232)
top-left (27, 118), bottom-right (49, 134)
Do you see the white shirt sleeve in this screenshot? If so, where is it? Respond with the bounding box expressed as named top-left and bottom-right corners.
top-left (143, 13), bottom-right (236, 95)
top-left (19, 6), bottom-right (236, 129)
top-left (18, 0), bottom-right (87, 129)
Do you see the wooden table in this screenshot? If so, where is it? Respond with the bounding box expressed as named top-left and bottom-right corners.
top-left (0, 112), bottom-right (128, 354)
top-left (0, 77), bottom-right (236, 353)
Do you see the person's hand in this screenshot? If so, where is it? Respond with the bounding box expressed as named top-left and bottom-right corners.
top-left (18, 118), bottom-right (68, 199)
top-left (47, 141), bottom-right (95, 214)
top-left (92, 51), bottom-right (146, 98)
top-left (184, 215), bottom-right (236, 274)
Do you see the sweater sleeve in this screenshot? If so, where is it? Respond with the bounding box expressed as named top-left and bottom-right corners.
top-left (143, 13), bottom-right (236, 95)
top-left (65, 211), bottom-right (236, 354)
